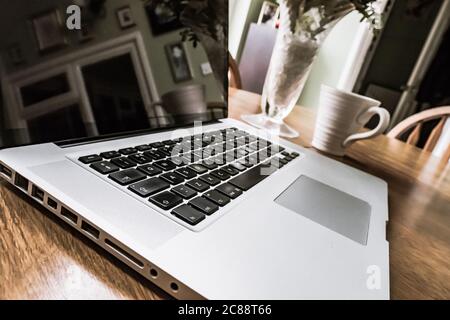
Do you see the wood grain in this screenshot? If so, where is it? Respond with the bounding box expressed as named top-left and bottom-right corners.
top-left (0, 88), bottom-right (448, 300)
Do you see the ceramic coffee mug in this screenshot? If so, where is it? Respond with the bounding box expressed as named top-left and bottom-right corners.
top-left (312, 85), bottom-right (390, 156)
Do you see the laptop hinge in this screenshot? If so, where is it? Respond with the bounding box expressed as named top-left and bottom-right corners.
top-left (56, 119), bottom-right (222, 148)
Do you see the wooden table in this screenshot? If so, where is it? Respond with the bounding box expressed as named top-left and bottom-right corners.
top-left (1, 89), bottom-right (449, 299)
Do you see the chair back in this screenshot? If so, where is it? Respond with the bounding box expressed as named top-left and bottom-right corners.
top-left (388, 106), bottom-right (450, 162)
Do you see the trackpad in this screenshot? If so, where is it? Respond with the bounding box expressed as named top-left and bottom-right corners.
top-left (275, 176), bottom-right (371, 245)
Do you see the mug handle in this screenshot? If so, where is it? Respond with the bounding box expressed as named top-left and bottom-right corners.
top-left (342, 106), bottom-right (390, 148)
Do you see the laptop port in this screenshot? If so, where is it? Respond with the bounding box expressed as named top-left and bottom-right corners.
top-left (105, 238), bottom-right (144, 268)
top-left (0, 164), bottom-right (12, 178)
top-left (60, 206), bottom-right (78, 224)
top-left (31, 185), bottom-right (44, 201)
top-left (47, 197), bottom-right (58, 209)
top-left (14, 173), bottom-right (29, 191)
top-left (81, 220), bottom-right (100, 239)
top-left (170, 282), bottom-right (179, 292)
top-left (150, 268), bottom-right (158, 278)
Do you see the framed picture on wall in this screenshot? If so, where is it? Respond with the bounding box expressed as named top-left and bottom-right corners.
top-left (30, 9), bottom-right (67, 53)
top-left (145, 1), bottom-right (183, 36)
top-left (257, 1), bottom-right (280, 26)
top-left (165, 42), bottom-right (193, 83)
top-left (116, 6), bottom-right (136, 29)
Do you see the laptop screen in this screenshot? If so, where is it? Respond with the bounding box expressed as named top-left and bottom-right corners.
top-left (0, 0), bottom-right (227, 149)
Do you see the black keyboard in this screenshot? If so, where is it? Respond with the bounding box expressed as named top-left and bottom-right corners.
top-left (77, 128), bottom-right (300, 228)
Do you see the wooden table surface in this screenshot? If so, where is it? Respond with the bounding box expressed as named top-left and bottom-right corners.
top-left (1, 88), bottom-right (449, 299)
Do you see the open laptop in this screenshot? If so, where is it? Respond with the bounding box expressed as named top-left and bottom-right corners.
top-left (0, 1), bottom-right (389, 299)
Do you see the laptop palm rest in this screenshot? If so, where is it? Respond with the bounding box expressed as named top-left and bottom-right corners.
top-left (274, 175), bottom-right (371, 245)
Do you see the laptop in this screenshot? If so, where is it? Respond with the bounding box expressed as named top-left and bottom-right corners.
top-left (0, 2), bottom-right (389, 300)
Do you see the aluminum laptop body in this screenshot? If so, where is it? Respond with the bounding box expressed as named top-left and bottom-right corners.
top-left (0, 117), bottom-right (389, 299)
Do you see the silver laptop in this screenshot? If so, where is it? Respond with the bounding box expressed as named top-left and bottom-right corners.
top-left (0, 3), bottom-right (389, 300)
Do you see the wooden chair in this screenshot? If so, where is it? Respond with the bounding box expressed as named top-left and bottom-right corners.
top-left (387, 106), bottom-right (450, 162)
top-left (228, 52), bottom-right (242, 89)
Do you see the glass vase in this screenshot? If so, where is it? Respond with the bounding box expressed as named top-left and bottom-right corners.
top-left (242, 0), bottom-right (346, 138)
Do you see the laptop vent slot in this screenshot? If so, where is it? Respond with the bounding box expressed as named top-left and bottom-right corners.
top-left (60, 206), bottom-right (78, 224)
top-left (0, 163), bottom-right (12, 179)
top-left (14, 173), bottom-right (29, 191)
top-left (31, 185), bottom-right (44, 202)
top-left (104, 238), bottom-right (144, 268)
top-left (81, 220), bottom-right (100, 239)
top-left (47, 197), bottom-right (58, 209)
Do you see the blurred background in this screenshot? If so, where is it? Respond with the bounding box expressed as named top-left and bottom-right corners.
top-left (0, 0), bottom-right (225, 148)
top-left (229, 0), bottom-right (450, 150)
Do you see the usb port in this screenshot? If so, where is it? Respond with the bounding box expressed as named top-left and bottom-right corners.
top-left (60, 206), bottom-right (78, 224)
top-left (31, 185), bottom-right (44, 201)
top-left (81, 220), bottom-right (100, 239)
top-left (0, 164), bottom-right (12, 178)
top-left (14, 173), bottom-right (29, 191)
top-left (47, 197), bottom-right (58, 209)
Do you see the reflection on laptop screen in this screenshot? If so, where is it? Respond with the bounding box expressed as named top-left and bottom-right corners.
top-left (0, 0), bottom-right (226, 149)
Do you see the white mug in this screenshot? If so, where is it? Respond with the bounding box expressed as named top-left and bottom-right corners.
top-left (312, 85), bottom-right (390, 156)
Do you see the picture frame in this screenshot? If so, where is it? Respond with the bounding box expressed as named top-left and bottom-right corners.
top-left (257, 1), bottom-right (280, 26)
top-left (165, 42), bottom-right (193, 83)
top-left (116, 6), bottom-right (136, 29)
top-left (30, 9), bottom-right (67, 54)
top-left (7, 44), bottom-right (25, 66)
top-left (145, 1), bottom-right (183, 36)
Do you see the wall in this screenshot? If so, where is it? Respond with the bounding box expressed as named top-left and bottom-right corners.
top-left (0, 0), bottom-right (222, 102)
top-left (298, 12), bottom-right (362, 109)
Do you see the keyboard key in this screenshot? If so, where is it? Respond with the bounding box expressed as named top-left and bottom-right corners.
top-left (216, 183), bottom-right (243, 199)
top-left (189, 197), bottom-right (218, 215)
top-left (136, 144), bottom-right (152, 152)
top-left (162, 139), bottom-right (177, 146)
top-left (128, 154), bottom-right (151, 164)
top-left (172, 204), bottom-right (205, 225)
top-left (203, 190), bottom-right (230, 206)
top-left (229, 162), bottom-right (246, 171)
top-left (291, 152), bottom-right (300, 158)
top-left (158, 146), bottom-right (173, 156)
top-left (154, 160), bottom-right (177, 171)
top-left (199, 174), bottom-right (221, 186)
top-left (149, 191), bottom-right (182, 210)
top-left (200, 161), bottom-right (219, 170)
top-left (90, 161), bottom-right (119, 174)
top-left (186, 179), bottom-right (209, 192)
top-left (160, 172), bottom-right (185, 185)
top-left (281, 151), bottom-right (290, 157)
top-left (109, 169), bottom-right (146, 186)
top-left (119, 147), bottom-right (137, 155)
top-left (210, 169), bottom-right (231, 181)
top-left (238, 158), bottom-right (254, 168)
top-left (79, 154), bottom-right (102, 164)
top-left (280, 158), bottom-right (289, 165)
top-left (171, 185), bottom-right (197, 199)
top-left (143, 150), bottom-right (166, 160)
top-left (175, 167), bottom-right (197, 179)
top-left (100, 151), bottom-right (121, 159)
top-left (229, 164), bottom-right (277, 191)
top-left (149, 141), bottom-right (164, 148)
top-left (222, 165), bottom-right (239, 176)
top-left (137, 164), bottom-right (162, 176)
top-left (284, 155), bottom-right (294, 161)
top-left (111, 157), bottom-right (136, 169)
top-left (188, 163), bottom-right (208, 174)
top-left (170, 156), bottom-right (185, 166)
top-left (128, 178), bottom-right (169, 197)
